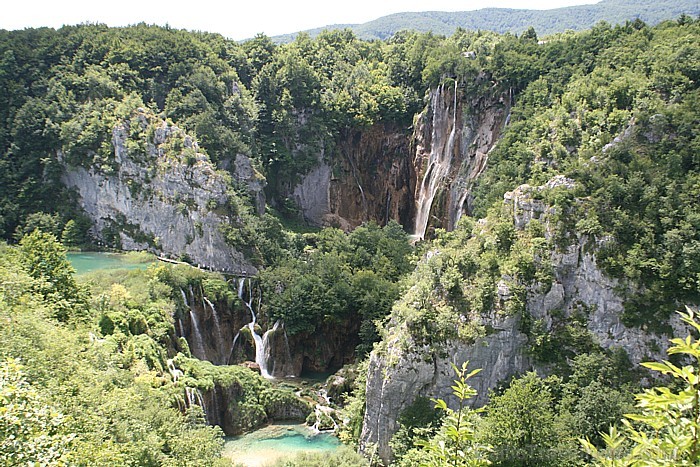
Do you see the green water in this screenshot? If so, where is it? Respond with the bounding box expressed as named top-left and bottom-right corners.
top-left (222, 423), bottom-right (340, 466)
top-left (67, 252), bottom-right (154, 275)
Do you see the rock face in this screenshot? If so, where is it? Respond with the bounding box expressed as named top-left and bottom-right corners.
top-left (177, 286), bottom-right (251, 366)
top-left (360, 312), bottom-right (529, 462)
top-left (412, 81), bottom-right (510, 238)
top-left (61, 109), bottom-right (257, 274)
top-left (235, 312), bottom-right (361, 378)
top-left (290, 123), bottom-right (414, 230)
top-left (359, 178), bottom-right (681, 464)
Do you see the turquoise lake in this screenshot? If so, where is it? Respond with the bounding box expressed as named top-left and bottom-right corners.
top-left (67, 252), bottom-right (155, 275)
top-left (222, 423), bottom-right (340, 466)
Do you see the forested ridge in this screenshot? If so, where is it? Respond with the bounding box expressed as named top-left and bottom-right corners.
top-left (273, 0), bottom-right (700, 42)
top-left (0, 14), bottom-right (699, 466)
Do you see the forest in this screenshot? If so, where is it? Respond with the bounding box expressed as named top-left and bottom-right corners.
top-left (0, 12), bottom-right (699, 467)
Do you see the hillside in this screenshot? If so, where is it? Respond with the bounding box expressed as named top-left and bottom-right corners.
top-left (273, 0), bottom-right (700, 42)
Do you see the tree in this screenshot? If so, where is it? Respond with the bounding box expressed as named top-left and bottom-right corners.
top-left (480, 372), bottom-right (577, 466)
top-left (61, 219), bottom-right (83, 247)
top-left (18, 230), bottom-right (87, 321)
top-left (0, 359), bottom-right (74, 465)
top-left (582, 308), bottom-right (700, 465)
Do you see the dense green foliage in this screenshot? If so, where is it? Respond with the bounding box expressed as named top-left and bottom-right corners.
top-left (274, 0), bottom-right (699, 42)
top-left (0, 235), bottom-right (284, 465)
top-left (470, 18), bottom-right (700, 326)
top-left (386, 350), bottom-right (638, 466)
top-left (259, 221), bottom-right (413, 355)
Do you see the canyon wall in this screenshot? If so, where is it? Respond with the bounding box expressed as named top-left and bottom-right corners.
top-left (61, 109), bottom-right (259, 275)
top-left (289, 123), bottom-right (414, 230)
top-left (288, 82), bottom-right (508, 235)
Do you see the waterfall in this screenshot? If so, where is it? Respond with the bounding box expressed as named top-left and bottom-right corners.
top-left (413, 81), bottom-right (459, 240)
top-left (188, 309), bottom-right (207, 359)
top-left (238, 278), bottom-right (245, 301)
top-left (179, 288), bottom-right (188, 306)
top-left (167, 358), bottom-right (183, 383)
top-left (237, 278), bottom-right (273, 378)
top-left (174, 317), bottom-right (184, 338)
top-left (453, 191), bottom-right (469, 228)
top-left (181, 287), bottom-right (207, 359)
top-left (311, 389), bottom-right (339, 433)
top-left (262, 320), bottom-right (284, 376)
top-left (184, 386), bottom-right (206, 413)
top-left (227, 331), bottom-right (241, 365)
top-left (248, 322), bottom-right (270, 378)
top-left (345, 152), bottom-right (369, 220)
top-left (203, 295), bottom-right (224, 364)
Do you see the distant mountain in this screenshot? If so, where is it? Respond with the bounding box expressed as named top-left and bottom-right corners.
top-left (272, 0), bottom-right (699, 42)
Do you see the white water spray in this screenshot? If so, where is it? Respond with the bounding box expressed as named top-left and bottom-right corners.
top-left (413, 81), bottom-right (459, 240)
top-left (237, 278), bottom-right (273, 378)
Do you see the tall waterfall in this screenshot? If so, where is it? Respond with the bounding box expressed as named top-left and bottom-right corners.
top-left (237, 278), bottom-right (273, 378)
top-left (413, 81), bottom-right (459, 240)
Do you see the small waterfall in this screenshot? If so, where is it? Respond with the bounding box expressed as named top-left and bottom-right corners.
top-left (248, 322), bottom-right (270, 378)
top-left (237, 278), bottom-right (245, 300)
top-left (228, 331), bottom-right (241, 365)
top-left (203, 295), bottom-right (224, 364)
top-left (450, 187), bottom-right (471, 230)
top-left (167, 358), bottom-right (183, 383)
top-left (181, 287), bottom-right (207, 359)
top-left (413, 81), bottom-right (459, 240)
top-left (174, 317), bottom-right (184, 338)
top-left (184, 386), bottom-right (206, 413)
top-left (188, 309), bottom-right (207, 359)
top-left (311, 389), bottom-right (339, 433)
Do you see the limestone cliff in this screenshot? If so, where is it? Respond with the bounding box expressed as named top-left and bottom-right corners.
top-left (290, 123), bottom-right (414, 230)
top-left (288, 81), bottom-right (508, 235)
top-left (359, 178), bottom-right (683, 464)
top-left (61, 109), bottom-right (258, 274)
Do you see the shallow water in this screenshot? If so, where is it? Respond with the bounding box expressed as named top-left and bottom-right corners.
top-left (222, 423), bottom-right (340, 467)
top-left (67, 252), bottom-right (154, 275)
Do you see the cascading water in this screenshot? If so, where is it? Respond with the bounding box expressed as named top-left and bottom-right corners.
top-left (185, 386), bottom-right (206, 412)
top-left (311, 389), bottom-right (339, 433)
top-left (203, 295), bottom-right (225, 364)
top-left (181, 288), bottom-right (207, 360)
top-left (168, 359), bottom-right (207, 418)
top-left (413, 81), bottom-right (459, 240)
top-left (228, 331), bottom-right (241, 365)
top-left (237, 278), bottom-right (273, 378)
top-left (166, 358), bottom-right (183, 383)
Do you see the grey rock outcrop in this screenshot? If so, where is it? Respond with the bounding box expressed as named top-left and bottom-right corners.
top-left (360, 312), bottom-right (529, 462)
top-left (61, 109), bottom-right (256, 274)
top-left (359, 177), bottom-right (680, 464)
